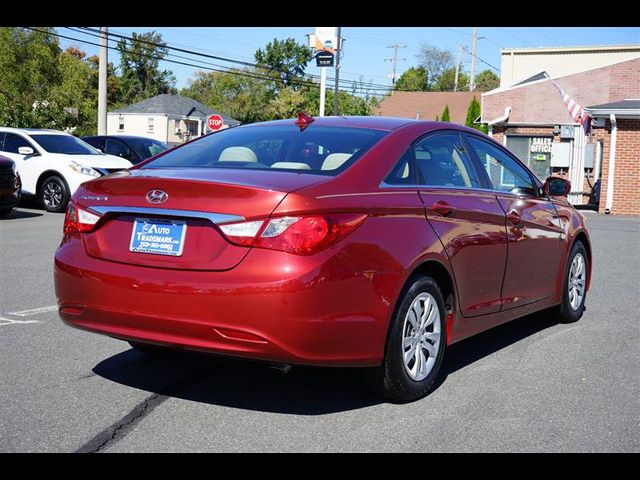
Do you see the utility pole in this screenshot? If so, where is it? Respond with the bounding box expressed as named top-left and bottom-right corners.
top-left (385, 44), bottom-right (407, 85)
top-left (98, 27), bottom-right (108, 135)
top-left (333, 27), bottom-right (342, 116)
top-left (469, 27), bottom-right (477, 92)
top-left (454, 45), bottom-right (463, 92)
top-left (319, 66), bottom-right (327, 116)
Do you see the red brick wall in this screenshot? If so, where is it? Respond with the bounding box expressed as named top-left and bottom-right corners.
top-left (482, 58), bottom-right (640, 124)
top-left (597, 119), bottom-right (640, 215)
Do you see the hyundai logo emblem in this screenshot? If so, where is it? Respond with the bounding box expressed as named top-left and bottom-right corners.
top-left (146, 189), bottom-right (168, 204)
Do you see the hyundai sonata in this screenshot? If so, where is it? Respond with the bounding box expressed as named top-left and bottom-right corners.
top-left (54, 115), bottom-right (591, 402)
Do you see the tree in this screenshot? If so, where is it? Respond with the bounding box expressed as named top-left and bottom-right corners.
top-left (182, 69), bottom-right (272, 124)
top-left (416, 44), bottom-right (454, 91)
top-left (433, 67), bottom-right (469, 92)
top-left (254, 38), bottom-right (313, 89)
top-left (475, 69), bottom-right (499, 91)
top-left (441, 105), bottom-right (451, 122)
top-left (464, 96), bottom-right (488, 133)
top-left (116, 31), bottom-right (176, 105)
top-left (394, 66), bottom-right (428, 91)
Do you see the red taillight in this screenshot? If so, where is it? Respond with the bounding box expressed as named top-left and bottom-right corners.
top-left (219, 214), bottom-right (367, 255)
top-left (63, 201), bottom-right (102, 235)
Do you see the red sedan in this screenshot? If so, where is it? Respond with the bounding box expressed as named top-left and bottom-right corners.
top-left (54, 116), bottom-right (591, 402)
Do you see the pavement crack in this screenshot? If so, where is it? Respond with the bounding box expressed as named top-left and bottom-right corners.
top-left (75, 366), bottom-right (211, 453)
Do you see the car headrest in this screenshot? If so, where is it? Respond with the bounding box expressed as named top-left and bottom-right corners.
top-left (271, 162), bottom-right (311, 170)
top-left (219, 146), bottom-right (257, 162)
top-left (321, 153), bottom-right (352, 171)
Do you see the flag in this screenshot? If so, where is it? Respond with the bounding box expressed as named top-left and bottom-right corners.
top-left (545, 73), bottom-right (591, 134)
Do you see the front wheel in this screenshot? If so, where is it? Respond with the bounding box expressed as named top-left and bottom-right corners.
top-left (40, 175), bottom-right (69, 213)
top-left (363, 276), bottom-right (447, 402)
top-left (554, 241), bottom-right (588, 323)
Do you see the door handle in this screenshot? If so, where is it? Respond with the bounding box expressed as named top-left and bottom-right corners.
top-left (507, 210), bottom-right (522, 226)
top-left (431, 201), bottom-right (456, 217)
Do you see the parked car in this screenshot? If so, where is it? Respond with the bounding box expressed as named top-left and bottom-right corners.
top-left (55, 116), bottom-right (591, 402)
top-left (0, 128), bottom-right (133, 212)
top-left (0, 154), bottom-right (21, 217)
top-left (82, 135), bottom-right (169, 164)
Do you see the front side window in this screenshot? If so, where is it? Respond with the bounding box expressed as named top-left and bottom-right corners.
top-left (105, 139), bottom-right (135, 161)
top-left (466, 136), bottom-right (535, 194)
top-left (2, 133), bottom-right (34, 154)
top-left (143, 125), bottom-right (388, 176)
top-left (414, 133), bottom-right (481, 189)
top-left (31, 134), bottom-right (101, 155)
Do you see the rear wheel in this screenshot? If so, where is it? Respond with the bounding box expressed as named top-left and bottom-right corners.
top-left (554, 241), bottom-right (588, 323)
top-left (40, 175), bottom-right (69, 213)
top-left (364, 276), bottom-right (447, 402)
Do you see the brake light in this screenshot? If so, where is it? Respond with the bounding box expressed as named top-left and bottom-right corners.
top-left (63, 201), bottom-right (102, 235)
top-left (219, 214), bottom-right (367, 255)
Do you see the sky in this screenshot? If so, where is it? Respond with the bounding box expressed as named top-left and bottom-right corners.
top-left (58, 27), bottom-right (640, 93)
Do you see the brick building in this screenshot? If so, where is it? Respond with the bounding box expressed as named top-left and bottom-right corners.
top-left (481, 52), bottom-right (640, 215)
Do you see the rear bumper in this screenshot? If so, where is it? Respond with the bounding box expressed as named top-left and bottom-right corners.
top-left (54, 235), bottom-right (403, 366)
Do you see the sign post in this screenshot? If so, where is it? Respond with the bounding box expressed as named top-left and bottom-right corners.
top-left (310, 27), bottom-right (337, 117)
top-left (206, 114), bottom-right (224, 132)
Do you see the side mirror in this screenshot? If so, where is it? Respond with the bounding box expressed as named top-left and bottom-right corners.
top-left (543, 177), bottom-right (571, 197)
top-left (18, 146), bottom-right (34, 156)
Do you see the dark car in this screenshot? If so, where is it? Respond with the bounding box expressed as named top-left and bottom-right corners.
top-left (81, 135), bottom-right (169, 165)
top-left (0, 154), bottom-right (21, 217)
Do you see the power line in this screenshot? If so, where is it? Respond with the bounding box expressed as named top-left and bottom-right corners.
top-left (498, 27), bottom-right (535, 47)
top-left (527, 27), bottom-right (565, 46)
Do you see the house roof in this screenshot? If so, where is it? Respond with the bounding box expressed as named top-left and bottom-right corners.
top-left (374, 91), bottom-right (481, 124)
top-left (111, 94), bottom-right (240, 125)
top-left (585, 99), bottom-right (640, 117)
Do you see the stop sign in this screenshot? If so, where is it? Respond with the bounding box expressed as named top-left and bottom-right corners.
top-left (207, 114), bottom-right (224, 131)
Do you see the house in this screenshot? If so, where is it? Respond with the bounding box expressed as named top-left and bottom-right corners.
top-left (107, 94), bottom-right (240, 147)
top-left (482, 48), bottom-right (640, 215)
top-left (374, 91), bottom-right (481, 124)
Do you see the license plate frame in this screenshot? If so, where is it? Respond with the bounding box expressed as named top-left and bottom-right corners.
top-left (129, 217), bottom-right (187, 257)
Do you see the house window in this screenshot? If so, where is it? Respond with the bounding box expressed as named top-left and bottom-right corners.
top-left (118, 116), bottom-right (124, 131)
top-left (148, 117), bottom-right (154, 133)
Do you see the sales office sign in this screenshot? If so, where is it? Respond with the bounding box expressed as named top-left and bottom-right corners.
top-left (530, 137), bottom-right (553, 161)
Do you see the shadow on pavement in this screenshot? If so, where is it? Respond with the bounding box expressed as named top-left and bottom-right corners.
top-left (92, 309), bottom-right (560, 415)
top-left (0, 208), bottom-right (43, 220)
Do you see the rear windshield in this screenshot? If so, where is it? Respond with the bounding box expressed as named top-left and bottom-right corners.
top-left (142, 125), bottom-right (388, 175)
top-left (126, 137), bottom-right (169, 159)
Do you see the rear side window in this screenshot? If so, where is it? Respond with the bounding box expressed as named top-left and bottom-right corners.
top-left (414, 134), bottom-right (481, 188)
top-left (142, 125), bottom-right (388, 176)
top-left (466, 136), bottom-right (535, 194)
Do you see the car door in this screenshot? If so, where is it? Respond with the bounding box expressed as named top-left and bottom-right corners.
top-left (414, 131), bottom-right (508, 317)
top-left (464, 134), bottom-right (564, 310)
top-left (0, 132), bottom-right (41, 194)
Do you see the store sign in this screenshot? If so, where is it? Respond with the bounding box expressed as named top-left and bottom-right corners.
top-left (530, 137), bottom-right (553, 154)
top-left (315, 50), bottom-right (335, 67)
top-left (314, 27), bottom-right (337, 53)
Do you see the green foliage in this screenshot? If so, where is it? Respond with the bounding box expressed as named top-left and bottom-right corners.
top-left (395, 67), bottom-right (428, 92)
top-left (116, 31), bottom-right (176, 105)
top-left (441, 105), bottom-right (451, 122)
top-left (417, 44), bottom-right (454, 91)
top-left (432, 67), bottom-right (469, 92)
top-left (254, 38), bottom-right (313, 89)
top-left (465, 96), bottom-right (488, 133)
top-left (475, 69), bottom-right (499, 91)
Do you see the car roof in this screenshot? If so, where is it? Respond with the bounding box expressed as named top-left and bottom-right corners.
top-left (0, 127), bottom-right (68, 136)
top-left (252, 116), bottom-right (417, 131)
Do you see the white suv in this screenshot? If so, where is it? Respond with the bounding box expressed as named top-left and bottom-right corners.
top-left (0, 128), bottom-right (133, 212)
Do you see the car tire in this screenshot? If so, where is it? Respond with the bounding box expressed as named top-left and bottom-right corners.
top-left (554, 240), bottom-right (588, 323)
top-left (0, 207), bottom-right (12, 218)
top-left (40, 175), bottom-right (69, 213)
top-left (128, 341), bottom-right (174, 357)
top-left (363, 275), bottom-right (447, 403)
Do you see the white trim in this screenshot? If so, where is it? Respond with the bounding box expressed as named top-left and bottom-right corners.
top-left (604, 114), bottom-right (617, 213)
top-left (501, 44), bottom-right (640, 54)
top-left (486, 106), bottom-right (511, 126)
top-left (584, 108), bottom-right (640, 118)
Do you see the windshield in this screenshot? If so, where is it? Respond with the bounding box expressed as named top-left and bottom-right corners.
top-left (31, 134), bottom-right (101, 155)
top-left (142, 125), bottom-right (388, 175)
top-left (126, 137), bottom-right (169, 159)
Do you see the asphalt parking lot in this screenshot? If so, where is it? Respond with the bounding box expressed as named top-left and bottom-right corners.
top-left (0, 205), bottom-right (638, 452)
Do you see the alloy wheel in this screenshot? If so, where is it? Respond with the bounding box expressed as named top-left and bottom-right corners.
top-left (402, 292), bottom-right (442, 382)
